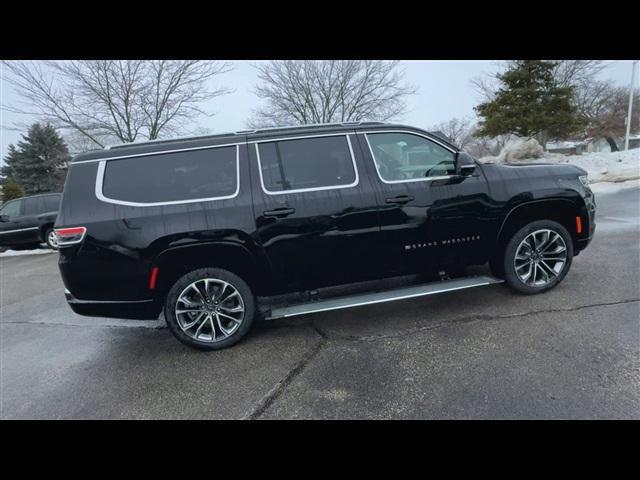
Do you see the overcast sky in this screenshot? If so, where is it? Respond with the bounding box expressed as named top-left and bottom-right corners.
top-left (1, 60), bottom-right (636, 163)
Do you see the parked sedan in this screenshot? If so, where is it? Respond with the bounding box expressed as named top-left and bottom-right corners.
top-left (0, 193), bottom-right (62, 250)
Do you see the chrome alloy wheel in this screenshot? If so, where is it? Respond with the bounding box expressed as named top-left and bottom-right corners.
top-left (514, 229), bottom-right (568, 287)
top-left (47, 230), bottom-right (59, 249)
top-left (175, 278), bottom-right (245, 343)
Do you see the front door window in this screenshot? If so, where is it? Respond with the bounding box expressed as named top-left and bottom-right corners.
top-left (367, 132), bottom-right (456, 183)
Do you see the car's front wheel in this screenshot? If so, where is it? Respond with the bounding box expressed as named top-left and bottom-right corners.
top-left (503, 220), bottom-right (574, 294)
top-left (164, 267), bottom-right (255, 350)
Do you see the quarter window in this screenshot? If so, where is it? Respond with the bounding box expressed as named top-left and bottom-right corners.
top-left (257, 136), bottom-right (357, 193)
top-left (367, 132), bottom-right (456, 182)
top-left (101, 146), bottom-right (238, 204)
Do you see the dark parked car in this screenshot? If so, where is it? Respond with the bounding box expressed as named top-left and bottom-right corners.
top-left (55, 122), bottom-right (596, 350)
top-left (0, 193), bottom-right (62, 250)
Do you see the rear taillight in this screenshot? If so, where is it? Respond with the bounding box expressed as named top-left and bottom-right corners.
top-left (54, 226), bottom-right (87, 246)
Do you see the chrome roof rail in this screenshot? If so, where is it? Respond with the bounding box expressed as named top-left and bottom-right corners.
top-left (104, 122), bottom-right (390, 150)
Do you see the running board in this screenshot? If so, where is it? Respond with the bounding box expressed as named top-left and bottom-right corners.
top-left (265, 275), bottom-right (504, 320)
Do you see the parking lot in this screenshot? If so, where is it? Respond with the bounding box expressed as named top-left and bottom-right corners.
top-left (1, 186), bottom-right (638, 419)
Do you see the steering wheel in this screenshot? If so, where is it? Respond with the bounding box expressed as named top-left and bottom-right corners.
top-left (425, 160), bottom-right (452, 178)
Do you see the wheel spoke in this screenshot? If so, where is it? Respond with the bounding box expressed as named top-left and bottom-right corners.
top-left (539, 260), bottom-right (558, 278)
top-left (214, 281), bottom-right (229, 302)
top-left (217, 311), bottom-right (241, 324)
top-left (183, 311), bottom-right (207, 330)
top-left (541, 255), bottom-right (566, 262)
top-left (179, 296), bottom-right (203, 308)
top-left (194, 314), bottom-right (210, 338)
top-left (216, 314), bottom-right (232, 336)
top-left (220, 304), bottom-right (243, 313)
top-left (220, 290), bottom-right (240, 304)
top-left (176, 308), bottom-right (204, 315)
top-left (189, 284), bottom-right (206, 303)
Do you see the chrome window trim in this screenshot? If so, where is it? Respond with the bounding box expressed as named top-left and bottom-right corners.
top-left (362, 130), bottom-right (457, 185)
top-left (75, 141), bottom-right (242, 165)
top-left (95, 144), bottom-right (241, 207)
top-left (255, 134), bottom-right (360, 196)
top-left (249, 131), bottom-right (357, 144)
top-left (0, 226), bottom-right (39, 235)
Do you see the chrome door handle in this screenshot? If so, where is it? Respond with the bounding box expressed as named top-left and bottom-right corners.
top-left (385, 195), bottom-right (414, 204)
top-left (263, 207), bottom-right (296, 218)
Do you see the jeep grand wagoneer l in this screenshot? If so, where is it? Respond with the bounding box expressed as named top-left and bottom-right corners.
top-left (54, 122), bottom-right (595, 350)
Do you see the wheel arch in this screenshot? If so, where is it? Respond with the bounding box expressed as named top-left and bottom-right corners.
top-left (151, 241), bottom-right (272, 301)
top-left (495, 197), bottom-right (585, 254)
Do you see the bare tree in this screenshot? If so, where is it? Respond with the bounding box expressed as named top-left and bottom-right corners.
top-left (248, 60), bottom-right (417, 127)
top-left (585, 85), bottom-right (640, 151)
top-left (2, 60), bottom-right (233, 149)
top-left (429, 117), bottom-right (475, 149)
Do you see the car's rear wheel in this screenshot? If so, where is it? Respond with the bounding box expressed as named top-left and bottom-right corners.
top-left (44, 228), bottom-right (59, 250)
top-left (164, 267), bottom-right (255, 350)
top-left (503, 220), bottom-right (574, 294)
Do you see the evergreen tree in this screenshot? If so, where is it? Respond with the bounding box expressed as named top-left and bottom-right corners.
top-left (1, 123), bottom-right (70, 194)
top-left (475, 61), bottom-right (584, 143)
top-left (1, 177), bottom-right (25, 203)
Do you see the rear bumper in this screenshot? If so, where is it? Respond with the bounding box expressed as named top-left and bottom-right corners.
top-left (64, 289), bottom-right (161, 320)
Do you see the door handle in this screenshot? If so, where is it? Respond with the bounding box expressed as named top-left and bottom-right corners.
top-left (385, 195), bottom-right (414, 205)
top-left (263, 207), bottom-right (296, 218)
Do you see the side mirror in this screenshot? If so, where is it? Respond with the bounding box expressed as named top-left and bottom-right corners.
top-left (456, 152), bottom-right (477, 176)
top-left (0, 215), bottom-right (9, 222)
top-left (460, 164), bottom-right (476, 176)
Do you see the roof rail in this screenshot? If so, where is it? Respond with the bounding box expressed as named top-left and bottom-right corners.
top-left (105, 121), bottom-right (389, 150)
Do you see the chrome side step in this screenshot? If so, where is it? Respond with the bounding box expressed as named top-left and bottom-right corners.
top-left (266, 275), bottom-right (504, 320)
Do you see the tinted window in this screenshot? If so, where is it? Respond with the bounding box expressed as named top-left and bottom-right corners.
top-left (43, 195), bottom-right (61, 212)
top-left (367, 133), bottom-right (456, 182)
top-left (257, 136), bottom-right (356, 193)
top-left (0, 200), bottom-right (21, 218)
top-left (102, 146), bottom-right (238, 204)
top-left (23, 197), bottom-right (44, 215)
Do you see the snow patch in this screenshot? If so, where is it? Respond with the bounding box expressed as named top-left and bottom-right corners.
top-left (0, 248), bottom-right (56, 257)
top-left (480, 138), bottom-right (640, 184)
top-left (589, 178), bottom-right (640, 195)
top-left (481, 137), bottom-right (545, 163)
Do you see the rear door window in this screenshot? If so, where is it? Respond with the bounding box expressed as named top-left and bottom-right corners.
top-left (256, 135), bottom-right (357, 194)
top-left (23, 197), bottom-right (44, 216)
top-left (100, 145), bottom-right (238, 205)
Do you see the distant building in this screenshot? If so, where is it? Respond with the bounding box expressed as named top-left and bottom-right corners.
top-left (547, 134), bottom-right (640, 155)
top-left (585, 135), bottom-right (640, 153)
top-left (546, 141), bottom-right (587, 156)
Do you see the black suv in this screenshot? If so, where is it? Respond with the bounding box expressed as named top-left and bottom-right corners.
top-left (0, 193), bottom-right (62, 250)
top-left (55, 122), bottom-right (596, 350)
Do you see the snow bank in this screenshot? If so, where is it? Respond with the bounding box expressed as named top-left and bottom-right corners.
top-left (480, 138), bottom-right (640, 184)
top-left (481, 137), bottom-right (545, 163)
top-left (589, 178), bottom-right (640, 194)
top-left (0, 247), bottom-right (55, 258)
top-left (550, 149), bottom-right (640, 183)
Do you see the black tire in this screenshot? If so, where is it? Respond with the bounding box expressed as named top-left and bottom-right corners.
top-left (502, 220), bottom-right (574, 295)
top-left (44, 228), bottom-right (59, 250)
top-left (164, 267), bottom-right (256, 351)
